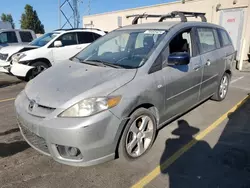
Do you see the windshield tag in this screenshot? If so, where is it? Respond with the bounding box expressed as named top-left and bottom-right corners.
top-left (144, 30), bottom-right (165, 35)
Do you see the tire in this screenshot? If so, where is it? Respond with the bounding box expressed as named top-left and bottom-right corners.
top-left (211, 73), bottom-right (229, 101)
top-left (26, 61), bottom-right (49, 81)
top-left (118, 108), bottom-right (157, 161)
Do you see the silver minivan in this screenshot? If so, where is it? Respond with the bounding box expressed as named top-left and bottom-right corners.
top-left (15, 12), bottom-right (235, 166)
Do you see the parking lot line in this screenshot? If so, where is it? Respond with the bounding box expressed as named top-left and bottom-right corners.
top-left (131, 95), bottom-right (250, 188)
top-left (0, 98), bottom-right (15, 103)
top-left (231, 76), bottom-right (244, 84)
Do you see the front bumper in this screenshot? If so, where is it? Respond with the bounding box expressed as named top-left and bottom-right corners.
top-left (0, 60), bottom-right (10, 73)
top-left (15, 91), bottom-right (125, 166)
top-left (10, 62), bottom-right (33, 77)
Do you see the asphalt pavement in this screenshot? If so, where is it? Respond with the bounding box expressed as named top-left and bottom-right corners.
top-left (0, 71), bottom-right (250, 188)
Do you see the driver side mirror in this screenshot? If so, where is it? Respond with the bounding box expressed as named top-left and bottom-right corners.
top-left (168, 52), bottom-right (190, 65)
top-left (54, 40), bottom-right (63, 48)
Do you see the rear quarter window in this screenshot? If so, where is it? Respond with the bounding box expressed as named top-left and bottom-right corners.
top-left (219, 29), bottom-right (232, 47)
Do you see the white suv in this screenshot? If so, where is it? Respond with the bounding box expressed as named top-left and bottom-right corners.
top-left (9, 28), bottom-right (106, 80)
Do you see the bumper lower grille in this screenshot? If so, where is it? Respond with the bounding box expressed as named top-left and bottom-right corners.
top-left (19, 123), bottom-right (49, 155)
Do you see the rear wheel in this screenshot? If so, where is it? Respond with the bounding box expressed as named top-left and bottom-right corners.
top-left (211, 73), bottom-right (229, 101)
top-left (118, 108), bottom-right (157, 161)
top-left (26, 61), bottom-right (49, 81)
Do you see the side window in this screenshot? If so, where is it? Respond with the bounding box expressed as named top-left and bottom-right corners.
top-left (19, 31), bottom-right (33, 42)
top-left (98, 33), bottom-right (129, 55)
top-left (219, 29), bottom-right (231, 47)
top-left (77, 32), bottom-right (101, 44)
top-left (169, 29), bottom-right (193, 57)
top-left (197, 28), bottom-right (216, 54)
top-left (0, 31), bottom-right (18, 44)
top-left (58, 33), bottom-right (77, 46)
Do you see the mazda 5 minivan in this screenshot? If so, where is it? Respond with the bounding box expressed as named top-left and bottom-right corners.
top-left (15, 12), bottom-right (235, 166)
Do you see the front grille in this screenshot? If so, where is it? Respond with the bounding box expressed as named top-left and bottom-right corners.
top-left (0, 53), bottom-right (8, 60)
top-left (19, 122), bottom-right (49, 155)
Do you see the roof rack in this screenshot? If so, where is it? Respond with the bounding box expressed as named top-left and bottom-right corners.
top-left (126, 14), bottom-right (163, 25)
top-left (126, 11), bottom-right (207, 25)
top-left (54, 28), bottom-right (102, 31)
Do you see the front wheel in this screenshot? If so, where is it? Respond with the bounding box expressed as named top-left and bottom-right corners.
top-left (118, 108), bottom-right (157, 161)
top-left (26, 61), bottom-right (49, 81)
top-left (211, 73), bottom-right (229, 101)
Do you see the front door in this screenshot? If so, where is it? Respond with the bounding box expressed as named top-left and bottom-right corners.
top-left (51, 32), bottom-right (81, 63)
top-left (162, 28), bottom-right (202, 121)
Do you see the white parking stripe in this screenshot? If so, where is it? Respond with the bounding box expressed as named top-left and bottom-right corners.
top-left (231, 76), bottom-right (244, 84)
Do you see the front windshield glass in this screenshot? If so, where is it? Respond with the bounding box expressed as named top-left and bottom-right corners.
top-left (30, 32), bottom-right (59, 47)
top-left (75, 29), bottom-right (167, 69)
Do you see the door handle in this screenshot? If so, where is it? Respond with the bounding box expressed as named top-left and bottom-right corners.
top-left (76, 46), bottom-right (82, 49)
top-left (193, 66), bottom-right (201, 71)
top-left (205, 60), bottom-right (211, 66)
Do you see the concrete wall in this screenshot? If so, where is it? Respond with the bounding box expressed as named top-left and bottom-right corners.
top-left (83, 0), bottom-right (250, 61)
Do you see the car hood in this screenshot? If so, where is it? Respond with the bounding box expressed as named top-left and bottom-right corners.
top-left (0, 45), bottom-right (38, 56)
top-left (25, 61), bottom-right (137, 108)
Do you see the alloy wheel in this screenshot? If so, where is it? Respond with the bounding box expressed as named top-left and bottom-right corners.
top-left (125, 115), bottom-right (154, 158)
top-left (219, 75), bottom-right (229, 99)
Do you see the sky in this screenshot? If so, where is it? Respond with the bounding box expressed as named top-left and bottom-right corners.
top-left (0, 0), bottom-right (174, 32)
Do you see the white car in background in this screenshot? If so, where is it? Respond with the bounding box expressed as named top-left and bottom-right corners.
top-left (6, 28), bottom-right (106, 81)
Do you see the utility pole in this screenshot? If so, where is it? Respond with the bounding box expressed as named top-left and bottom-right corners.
top-left (59, 0), bottom-right (81, 29)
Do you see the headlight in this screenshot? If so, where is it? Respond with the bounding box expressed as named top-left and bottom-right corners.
top-left (59, 96), bottom-right (121, 117)
top-left (12, 53), bottom-right (26, 62)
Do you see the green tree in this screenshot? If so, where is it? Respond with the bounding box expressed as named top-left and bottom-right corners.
top-left (1, 13), bottom-right (15, 29)
top-left (20, 4), bottom-right (45, 34)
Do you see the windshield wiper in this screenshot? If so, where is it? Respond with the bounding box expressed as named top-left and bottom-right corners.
top-left (87, 59), bottom-right (124, 69)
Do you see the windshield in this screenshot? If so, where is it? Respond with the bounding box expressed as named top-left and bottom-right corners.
top-left (75, 29), bottom-right (166, 69)
top-left (30, 32), bottom-right (59, 47)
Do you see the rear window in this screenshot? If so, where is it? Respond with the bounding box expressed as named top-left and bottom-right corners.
top-left (219, 29), bottom-right (231, 47)
top-left (19, 31), bottom-right (33, 42)
top-left (77, 32), bottom-right (101, 44)
top-left (197, 28), bottom-right (217, 54)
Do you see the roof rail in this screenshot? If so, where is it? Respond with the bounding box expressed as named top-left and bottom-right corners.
top-left (126, 11), bottom-right (207, 25)
top-left (54, 28), bottom-right (102, 31)
top-left (126, 14), bottom-right (163, 25)
top-left (159, 11), bottom-right (207, 22)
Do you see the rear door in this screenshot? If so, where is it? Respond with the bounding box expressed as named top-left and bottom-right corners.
top-left (161, 27), bottom-right (202, 121)
top-left (77, 31), bottom-right (102, 50)
top-left (197, 27), bottom-right (224, 101)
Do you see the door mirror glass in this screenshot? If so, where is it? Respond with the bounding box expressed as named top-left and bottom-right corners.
top-left (54, 40), bottom-right (63, 47)
top-left (168, 52), bottom-right (190, 65)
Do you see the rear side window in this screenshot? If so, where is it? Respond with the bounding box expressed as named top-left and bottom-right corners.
top-left (219, 29), bottom-right (231, 46)
top-left (19, 31), bottom-right (33, 42)
top-left (0, 31), bottom-right (18, 44)
top-left (197, 28), bottom-right (217, 54)
top-left (77, 32), bottom-right (101, 44)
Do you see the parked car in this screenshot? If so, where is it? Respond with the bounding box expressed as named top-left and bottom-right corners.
top-left (0, 45), bottom-right (38, 73)
top-left (15, 11), bottom-right (235, 167)
top-left (0, 29), bottom-right (36, 49)
top-left (8, 28), bottom-right (106, 80)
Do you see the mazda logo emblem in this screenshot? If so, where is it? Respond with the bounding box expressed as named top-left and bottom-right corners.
top-left (29, 100), bottom-right (35, 111)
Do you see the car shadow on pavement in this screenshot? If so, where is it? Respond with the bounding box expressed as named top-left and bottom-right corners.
top-left (160, 96), bottom-right (250, 187)
top-left (0, 141), bottom-right (30, 158)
